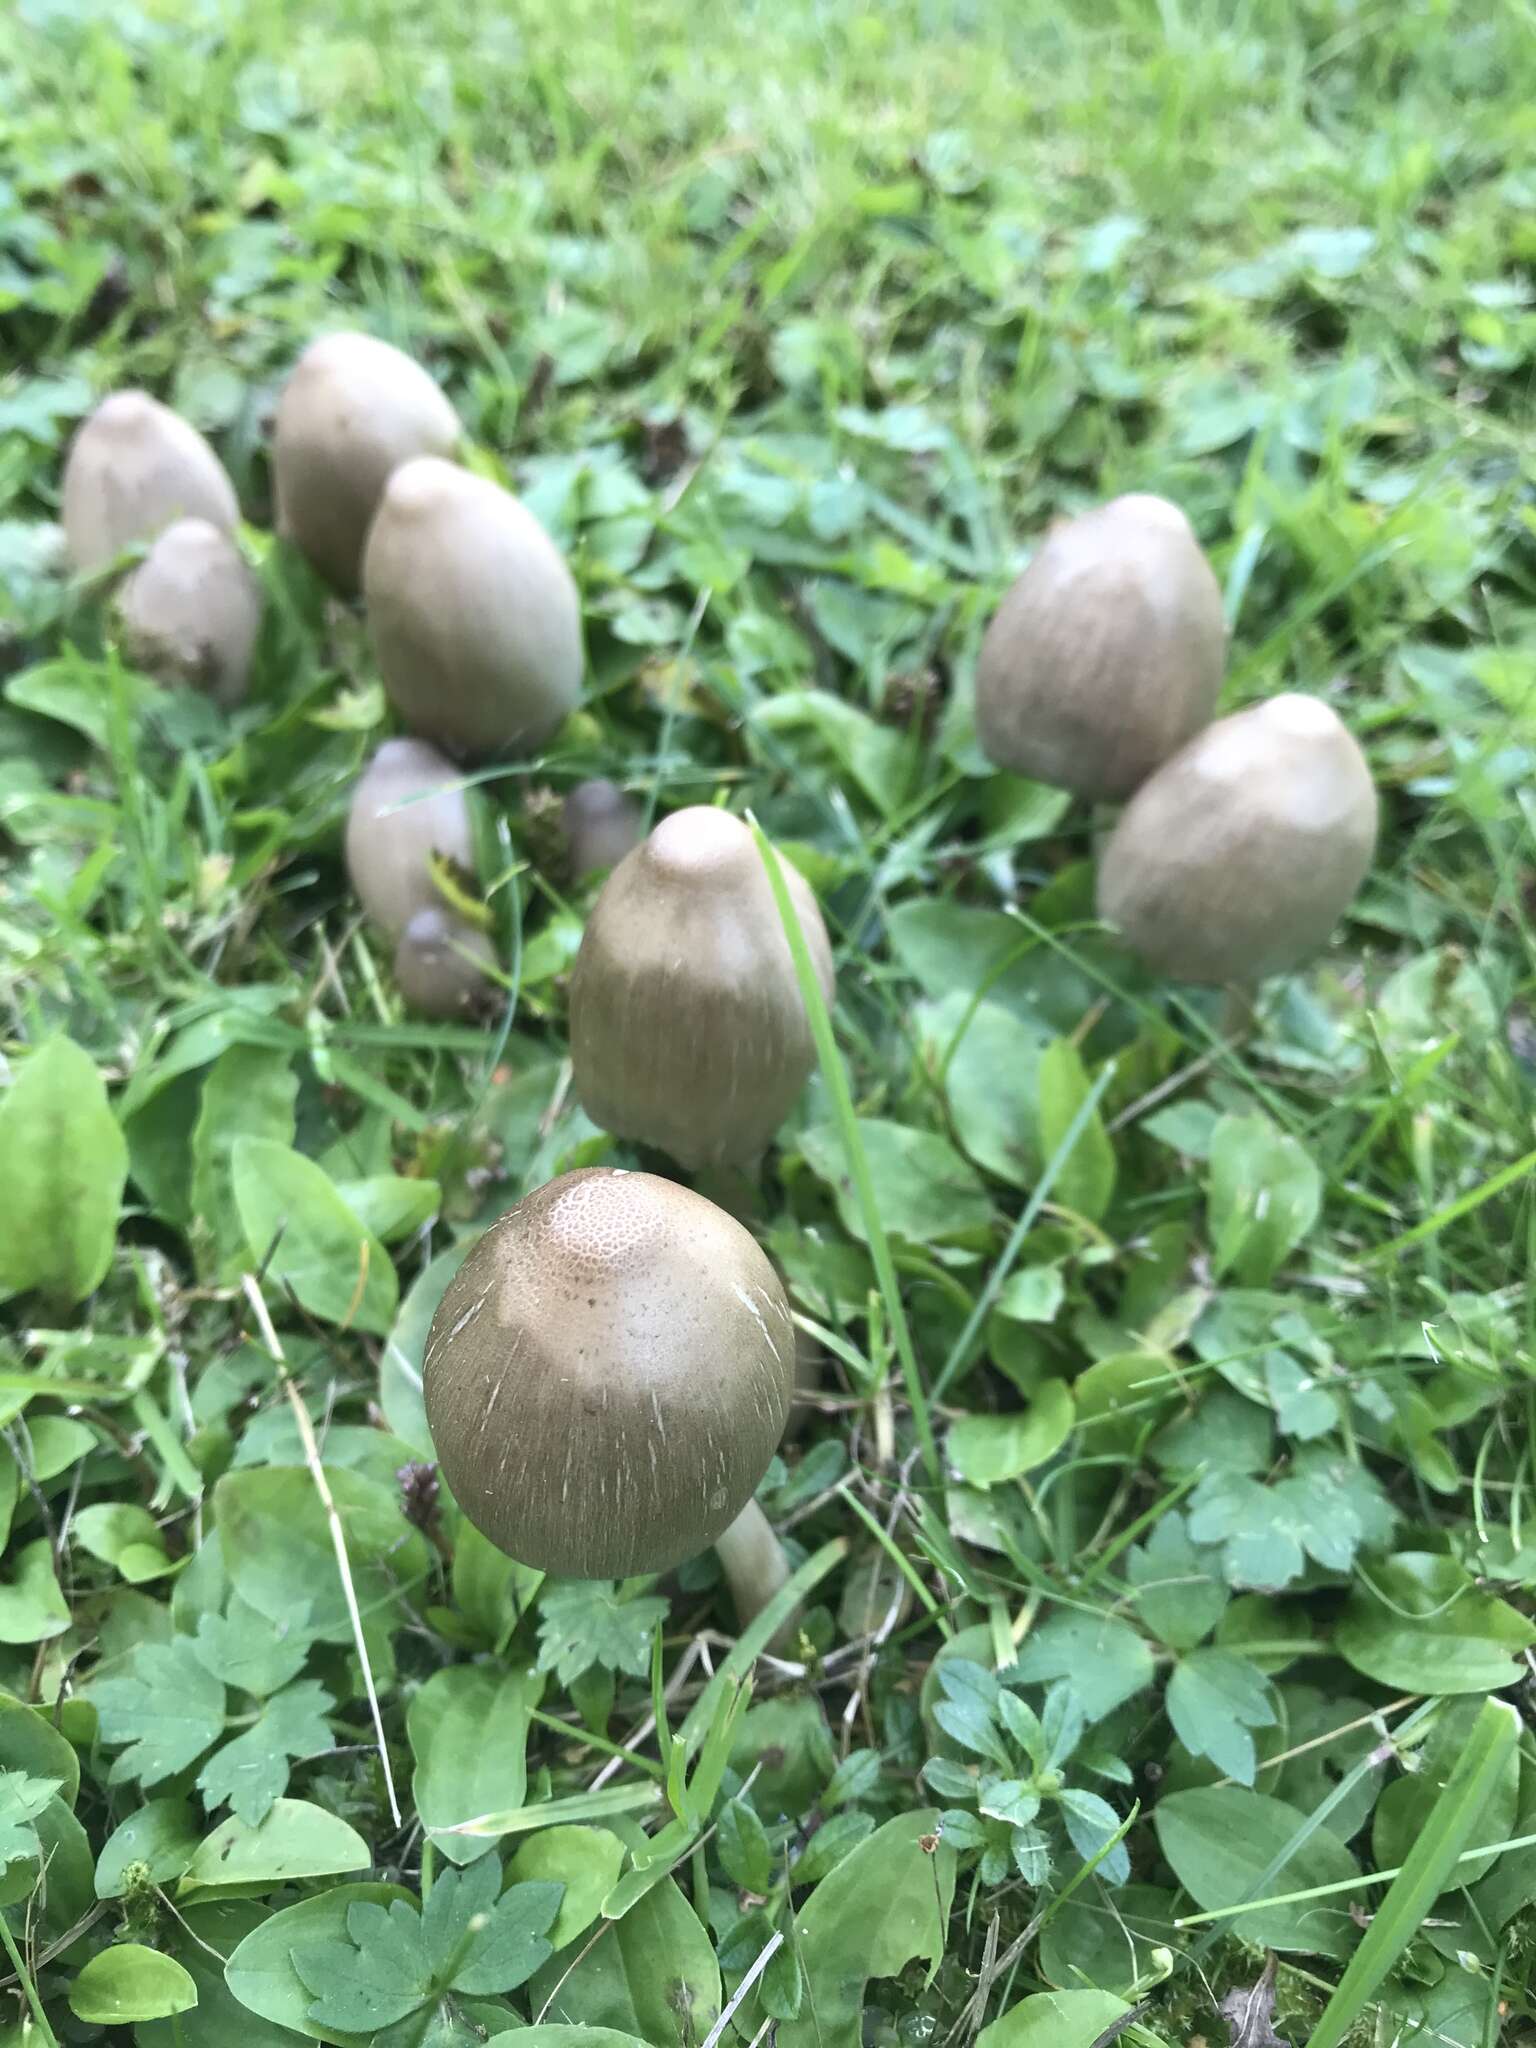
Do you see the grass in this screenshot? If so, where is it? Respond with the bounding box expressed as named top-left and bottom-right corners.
top-left (2, 0), bottom-right (1536, 2043)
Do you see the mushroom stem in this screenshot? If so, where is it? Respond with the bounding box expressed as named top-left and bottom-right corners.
top-left (714, 1497), bottom-right (794, 1642)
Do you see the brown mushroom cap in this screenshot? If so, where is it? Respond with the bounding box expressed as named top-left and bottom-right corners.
top-left (62, 392), bottom-right (239, 577)
top-left (272, 332), bottom-right (460, 595)
top-left (976, 492), bottom-right (1226, 800)
top-left (423, 1167), bottom-right (795, 1574)
top-left (1096, 692), bottom-right (1378, 984)
top-left (569, 806), bottom-right (836, 1170)
top-left (363, 457), bottom-right (583, 763)
top-left (392, 905), bottom-right (497, 1018)
top-left (115, 518), bottom-right (261, 707)
top-left (563, 777), bottom-right (643, 877)
top-left (344, 738), bottom-right (477, 942)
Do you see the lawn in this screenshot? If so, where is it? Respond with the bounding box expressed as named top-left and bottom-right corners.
top-left (2, 0), bottom-right (1535, 2043)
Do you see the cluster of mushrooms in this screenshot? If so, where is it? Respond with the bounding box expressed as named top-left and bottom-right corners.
top-left (57, 346), bottom-right (1379, 1633)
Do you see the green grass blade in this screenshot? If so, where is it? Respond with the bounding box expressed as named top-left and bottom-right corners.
top-left (1304, 1697), bottom-right (1519, 2048)
top-left (749, 818), bottom-right (940, 1484)
top-left (678, 1534), bottom-right (848, 1756)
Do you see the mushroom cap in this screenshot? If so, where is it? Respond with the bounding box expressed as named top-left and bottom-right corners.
top-left (563, 777), bottom-right (642, 877)
top-left (62, 392), bottom-right (239, 576)
top-left (344, 737), bottom-right (477, 942)
top-left (569, 806), bottom-right (836, 1169)
top-left (423, 1167), bottom-right (795, 1574)
top-left (272, 331), bottom-right (460, 595)
top-left (976, 492), bottom-right (1226, 800)
top-left (1096, 692), bottom-right (1379, 984)
top-left (363, 457), bottom-right (583, 763)
top-left (115, 518), bottom-right (261, 707)
top-left (392, 905), bottom-right (497, 1018)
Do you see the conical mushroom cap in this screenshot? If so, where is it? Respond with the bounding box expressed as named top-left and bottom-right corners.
top-left (272, 331), bottom-right (460, 595)
top-left (423, 1168), bottom-right (795, 1574)
top-left (976, 492), bottom-right (1225, 800)
top-left (62, 392), bottom-right (239, 576)
top-left (1096, 693), bottom-right (1378, 984)
top-left (564, 777), bottom-right (642, 877)
top-left (392, 906), bottom-right (497, 1019)
top-left (115, 518), bottom-right (261, 707)
top-left (363, 457), bottom-right (583, 762)
top-left (344, 738), bottom-right (477, 942)
top-left (569, 807), bottom-right (835, 1169)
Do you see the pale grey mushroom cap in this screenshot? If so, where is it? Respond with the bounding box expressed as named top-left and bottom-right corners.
top-left (115, 518), bottom-right (261, 707)
top-left (423, 1168), bottom-right (795, 1575)
top-left (344, 737), bottom-right (478, 942)
top-left (392, 905), bottom-right (497, 1018)
top-left (62, 392), bottom-right (239, 576)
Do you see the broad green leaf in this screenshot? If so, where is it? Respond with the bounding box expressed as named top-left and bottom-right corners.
top-left (1154, 1785), bottom-right (1361, 1956)
top-left (20, 1793), bottom-right (93, 1934)
top-left (1373, 1695), bottom-right (1519, 1887)
top-left (887, 899), bottom-right (1099, 1037)
top-left (94, 1796), bottom-right (201, 1897)
top-left (181, 1797), bottom-right (370, 1890)
top-left (1037, 1884), bottom-right (1179, 1999)
top-left (917, 993), bottom-right (1046, 1188)
top-left (537, 1581), bottom-right (670, 1687)
top-left (231, 1137), bottom-right (397, 1334)
top-left (191, 1600), bottom-right (311, 1697)
top-left (408, 1662), bottom-right (543, 1863)
top-left (380, 1241), bottom-right (467, 1456)
top-left (334, 1174), bottom-right (442, 1244)
top-left (91, 1637), bottom-right (226, 1788)
top-left (453, 1519), bottom-right (544, 1647)
top-left (993, 1264), bottom-right (1065, 1323)
top-left (800, 1117), bottom-right (992, 1244)
top-left (71, 1501), bottom-right (174, 1582)
top-left (1207, 1113), bottom-right (1322, 1285)
top-left (0, 1036), bottom-right (127, 1306)
top-left (509, 1826), bottom-right (627, 1948)
top-left (226, 1882), bottom-right (415, 2044)
top-left (1336, 1553), bottom-right (1536, 1694)
top-left (752, 688), bottom-right (913, 813)
top-left (136, 1899), bottom-right (303, 2047)
top-left (947, 1380), bottom-right (1074, 1486)
top-left (529, 1873), bottom-right (721, 2047)
top-left (1011, 1613), bottom-right (1155, 1722)
top-left (1165, 1650), bottom-right (1275, 1784)
top-left (1035, 1038), bottom-right (1115, 1221)
top-left (197, 1679), bottom-right (334, 1825)
top-left (977, 1988), bottom-right (1131, 2048)
top-left (214, 1465), bottom-right (431, 1642)
top-left (768, 1809), bottom-right (955, 2048)
top-left (68, 1943), bottom-right (197, 2024)
top-left (190, 1045), bottom-right (298, 1281)
top-left (1125, 1512), bottom-right (1228, 1649)
top-left (0, 1691), bottom-right (80, 1807)
top-left (717, 1795), bottom-right (774, 1893)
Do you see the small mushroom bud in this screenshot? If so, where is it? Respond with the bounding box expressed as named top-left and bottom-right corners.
top-left (344, 738), bottom-right (478, 941)
top-left (569, 807), bottom-right (835, 1170)
top-left (1096, 693), bottom-right (1378, 985)
top-left (976, 493), bottom-right (1225, 800)
top-left (272, 331), bottom-right (461, 594)
top-left (62, 392), bottom-right (239, 576)
top-left (423, 1167), bottom-right (795, 1586)
top-left (392, 906), bottom-right (497, 1019)
top-left (115, 518), bottom-right (261, 707)
top-left (363, 458), bottom-right (582, 762)
top-left (563, 777), bottom-right (643, 878)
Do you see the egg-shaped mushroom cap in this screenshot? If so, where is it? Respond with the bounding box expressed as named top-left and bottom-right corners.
top-left (1096, 692), bottom-right (1378, 984)
top-left (569, 806), bottom-right (835, 1170)
top-left (345, 738), bottom-right (477, 943)
top-left (62, 392), bottom-right (239, 576)
top-left (423, 1168), bottom-right (795, 1575)
top-left (563, 777), bottom-right (643, 877)
top-left (115, 518), bottom-right (261, 707)
top-left (976, 492), bottom-right (1226, 800)
top-left (392, 906), bottom-right (497, 1018)
top-left (273, 331), bottom-right (460, 594)
top-left (363, 457), bottom-right (582, 762)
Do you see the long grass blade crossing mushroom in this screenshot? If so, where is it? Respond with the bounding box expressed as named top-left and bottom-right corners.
top-left (568, 806), bottom-right (835, 1170)
top-left (272, 330), bottom-right (461, 595)
top-left (62, 391), bottom-right (240, 577)
top-left (422, 1168), bottom-right (797, 1627)
top-left (345, 737), bottom-right (494, 1016)
top-left (976, 492), bottom-right (1226, 800)
top-left (1096, 692), bottom-right (1379, 985)
top-left (363, 457), bottom-right (583, 762)
top-left (115, 517), bottom-right (261, 707)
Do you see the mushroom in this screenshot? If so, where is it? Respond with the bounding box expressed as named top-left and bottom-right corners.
top-left (115, 518), bottom-right (261, 707)
top-left (62, 392), bottom-right (239, 576)
top-left (392, 905), bottom-right (497, 1019)
top-left (423, 1167), bottom-right (796, 1627)
top-left (363, 457), bottom-right (582, 762)
top-left (345, 738), bottom-right (496, 1013)
top-left (272, 331), bottom-right (461, 595)
top-left (568, 806), bottom-right (835, 1170)
top-left (563, 777), bottom-right (643, 878)
top-left (976, 493), bottom-right (1225, 800)
top-left (1096, 692), bottom-right (1378, 984)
